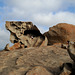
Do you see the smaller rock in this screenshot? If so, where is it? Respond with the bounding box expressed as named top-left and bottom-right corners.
top-left (67, 41), bottom-right (75, 62)
top-left (5, 43), bottom-right (24, 51)
top-left (26, 66), bottom-right (53, 75)
top-left (60, 70), bottom-right (71, 75)
top-left (60, 64), bottom-right (71, 75)
top-left (61, 43), bottom-right (68, 49)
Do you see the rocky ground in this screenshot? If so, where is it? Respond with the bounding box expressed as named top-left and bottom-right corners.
top-left (0, 45), bottom-right (73, 75)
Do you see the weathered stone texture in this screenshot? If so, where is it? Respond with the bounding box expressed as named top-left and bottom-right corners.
top-left (44, 23), bottom-right (75, 45)
top-left (5, 21), bottom-right (48, 50)
top-left (0, 45), bottom-right (73, 75)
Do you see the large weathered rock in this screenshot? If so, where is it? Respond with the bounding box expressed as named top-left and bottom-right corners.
top-left (5, 21), bottom-right (48, 50)
top-left (0, 45), bottom-right (73, 75)
top-left (44, 23), bottom-right (75, 45)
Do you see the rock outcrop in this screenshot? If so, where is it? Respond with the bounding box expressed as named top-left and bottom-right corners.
top-left (0, 45), bottom-right (73, 75)
top-left (5, 21), bottom-right (48, 50)
top-left (6, 22), bottom-right (75, 50)
top-left (1, 22), bottom-right (75, 75)
top-left (44, 23), bottom-right (75, 45)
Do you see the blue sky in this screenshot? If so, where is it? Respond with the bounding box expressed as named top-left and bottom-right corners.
top-left (0, 0), bottom-right (75, 49)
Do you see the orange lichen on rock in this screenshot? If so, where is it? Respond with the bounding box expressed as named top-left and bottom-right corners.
top-left (5, 43), bottom-right (24, 51)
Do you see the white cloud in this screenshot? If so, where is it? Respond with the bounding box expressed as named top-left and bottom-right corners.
top-left (0, 28), bottom-right (9, 40)
top-left (1, 0), bottom-right (67, 20)
top-left (66, 0), bottom-right (75, 5)
top-left (5, 0), bottom-right (63, 11)
top-left (0, 28), bottom-right (12, 50)
top-left (33, 12), bottom-right (75, 27)
top-left (1, 0), bottom-right (75, 21)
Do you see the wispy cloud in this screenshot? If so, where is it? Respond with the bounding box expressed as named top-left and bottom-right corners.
top-left (0, 27), bottom-right (10, 49)
top-left (33, 12), bottom-right (75, 27)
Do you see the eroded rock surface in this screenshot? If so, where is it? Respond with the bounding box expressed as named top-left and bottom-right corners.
top-left (5, 21), bottom-right (48, 50)
top-left (0, 46), bottom-right (72, 75)
top-left (44, 23), bottom-right (75, 45)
